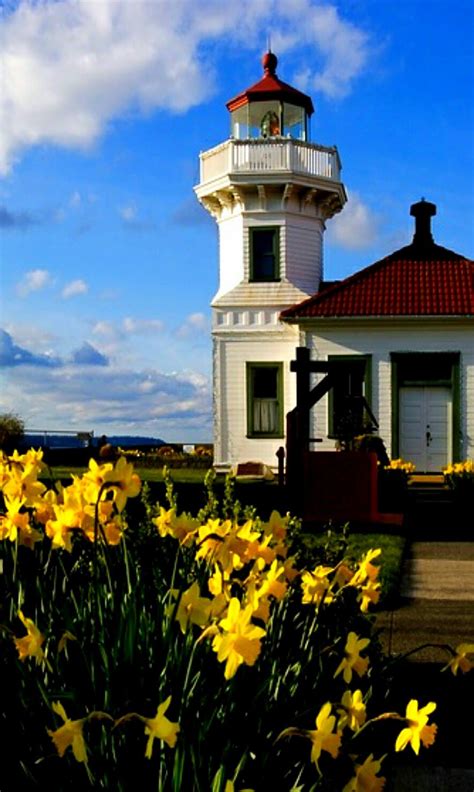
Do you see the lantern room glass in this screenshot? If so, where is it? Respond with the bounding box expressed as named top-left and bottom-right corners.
top-left (231, 101), bottom-right (308, 141)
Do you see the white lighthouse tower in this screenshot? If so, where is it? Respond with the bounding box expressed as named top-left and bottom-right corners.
top-left (195, 52), bottom-right (347, 470)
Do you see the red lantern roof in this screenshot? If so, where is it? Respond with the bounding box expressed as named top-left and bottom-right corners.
top-left (226, 52), bottom-right (314, 116)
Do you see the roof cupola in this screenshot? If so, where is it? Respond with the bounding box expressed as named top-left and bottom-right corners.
top-left (226, 52), bottom-right (314, 141)
top-left (410, 198), bottom-right (437, 246)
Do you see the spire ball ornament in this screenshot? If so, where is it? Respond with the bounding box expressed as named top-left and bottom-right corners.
top-left (262, 51), bottom-right (278, 75)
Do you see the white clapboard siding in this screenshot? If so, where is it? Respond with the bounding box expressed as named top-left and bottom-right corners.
top-left (285, 217), bottom-right (324, 294)
top-left (305, 321), bottom-right (474, 460)
top-left (213, 327), bottom-right (299, 468)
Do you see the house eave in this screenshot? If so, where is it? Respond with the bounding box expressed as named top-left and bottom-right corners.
top-left (280, 313), bottom-right (474, 324)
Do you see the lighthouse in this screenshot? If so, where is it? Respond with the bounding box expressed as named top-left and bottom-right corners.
top-left (195, 52), bottom-right (347, 470)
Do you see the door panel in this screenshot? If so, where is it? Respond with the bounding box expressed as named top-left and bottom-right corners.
top-left (399, 387), bottom-right (451, 472)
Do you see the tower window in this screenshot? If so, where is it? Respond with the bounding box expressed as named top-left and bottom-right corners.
top-left (249, 228), bottom-right (280, 282)
top-left (247, 363), bottom-right (283, 438)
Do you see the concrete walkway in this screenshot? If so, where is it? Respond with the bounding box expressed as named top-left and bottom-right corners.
top-left (377, 542), bottom-right (474, 660)
top-left (377, 542), bottom-right (474, 790)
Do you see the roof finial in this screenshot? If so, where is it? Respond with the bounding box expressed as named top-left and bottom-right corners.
top-left (262, 49), bottom-right (278, 75)
top-left (410, 198), bottom-right (436, 246)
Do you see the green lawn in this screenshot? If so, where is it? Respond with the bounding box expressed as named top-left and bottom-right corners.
top-left (42, 465), bottom-right (211, 484)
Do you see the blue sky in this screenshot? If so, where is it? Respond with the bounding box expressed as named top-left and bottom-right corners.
top-left (1, 0), bottom-right (473, 442)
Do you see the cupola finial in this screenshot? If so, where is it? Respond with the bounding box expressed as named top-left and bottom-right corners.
top-left (410, 198), bottom-right (436, 245)
top-left (262, 50), bottom-right (278, 75)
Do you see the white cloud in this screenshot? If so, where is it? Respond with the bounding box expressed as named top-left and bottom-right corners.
top-left (176, 312), bottom-right (209, 338)
top-left (123, 317), bottom-right (165, 334)
top-left (62, 279), bottom-right (88, 298)
top-left (287, 1), bottom-right (370, 98)
top-left (92, 320), bottom-right (118, 338)
top-left (327, 192), bottom-right (379, 250)
top-left (16, 268), bottom-right (52, 297)
top-left (0, 359), bottom-right (211, 441)
top-left (0, 0), bottom-right (373, 173)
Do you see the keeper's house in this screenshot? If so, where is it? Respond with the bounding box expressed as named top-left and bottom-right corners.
top-left (195, 52), bottom-right (474, 473)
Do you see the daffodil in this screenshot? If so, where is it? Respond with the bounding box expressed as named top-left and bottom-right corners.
top-left (143, 696), bottom-right (180, 758)
top-left (154, 506), bottom-right (177, 538)
top-left (342, 754), bottom-right (386, 792)
top-left (444, 643), bottom-right (474, 675)
top-left (350, 548), bottom-right (381, 587)
top-left (359, 578), bottom-right (381, 612)
top-left (103, 456), bottom-right (141, 512)
top-left (81, 458), bottom-right (114, 505)
top-left (14, 611), bottom-right (45, 664)
top-left (309, 702), bottom-right (341, 765)
top-left (301, 565), bottom-right (334, 607)
top-left (170, 581), bottom-right (212, 633)
top-left (263, 510), bottom-right (289, 542)
top-left (334, 632), bottom-right (370, 684)
top-left (212, 598), bottom-right (266, 679)
top-left (395, 699), bottom-right (437, 755)
top-left (338, 689), bottom-right (366, 732)
top-left (0, 496), bottom-right (43, 547)
top-left (47, 702), bottom-right (87, 763)
top-left (196, 519), bottom-right (243, 573)
top-left (2, 462), bottom-right (46, 507)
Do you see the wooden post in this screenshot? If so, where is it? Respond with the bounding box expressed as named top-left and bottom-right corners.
top-left (276, 446), bottom-right (285, 488)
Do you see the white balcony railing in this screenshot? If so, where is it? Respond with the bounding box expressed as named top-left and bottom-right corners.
top-left (199, 138), bottom-right (342, 184)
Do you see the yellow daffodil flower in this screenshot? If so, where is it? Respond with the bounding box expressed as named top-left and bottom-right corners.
top-left (171, 513), bottom-right (199, 545)
top-left (359, 578), bottom-right (381, 612)
top-left (309, 702), bottom-right (341, 765)
top-left (154, 507), bottom-right (177, 538)
top-left (2, 463), bottom-right (46, 507)
top-left (282, 556), bottom-right (299, 583)
top-left (33, 488), bottom-right (58, 526)
top-left (395, 699), bottom-right (437, 755)
top-left (14, 611), bottom-right (45, 664)
top-left (47, 701), bottom-right (88, 763)
top-left (0, 496), bottom-right (43, 548)
top-left (350, 548), bottom-right (381, 587)
top-left (170, 581), bottom-right (212, 633)
top-left (212, 598), bottom-right (266, 679)
top-left (338, 689), bottom-right (367, 732)
top-left (45, 505), bottom-right (79, 552)
top-left (444, 643), bottom-right (474, 675)
top-left (263, 510), bottom-right (289, 542)
top-left (334, 562), bottom-right (355, 588)
top-left (334, 632), bottom-right (370, 684)
top-left (82, 457), bottom-right (113, 488)
top-left (103, 456), bottom-right (141, 512)
top-left (143, 696), bottom-right (180, 758)
top-left (196, 520), bottom-right (244, 573)
top-left (342, 754), bottom-right (386, 792)
top-left (301, 565), bottom-right (334, 607)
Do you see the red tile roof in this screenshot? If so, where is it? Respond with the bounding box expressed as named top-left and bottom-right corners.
top-left (281, 243), bottom-right (474, 320)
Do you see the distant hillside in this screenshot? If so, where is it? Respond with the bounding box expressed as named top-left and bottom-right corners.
top-left (21, 433), bottom-right (165, 450)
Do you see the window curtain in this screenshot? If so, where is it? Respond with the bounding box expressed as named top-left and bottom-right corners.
top-left (253, 399), bottom-right (278, 434)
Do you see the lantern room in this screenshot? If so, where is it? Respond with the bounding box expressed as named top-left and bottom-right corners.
top-left (226, 52), bottom-right (314, 141)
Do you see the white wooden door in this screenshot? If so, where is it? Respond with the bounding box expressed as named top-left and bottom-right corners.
top-left (399, 387), bottom-right (452, 472)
